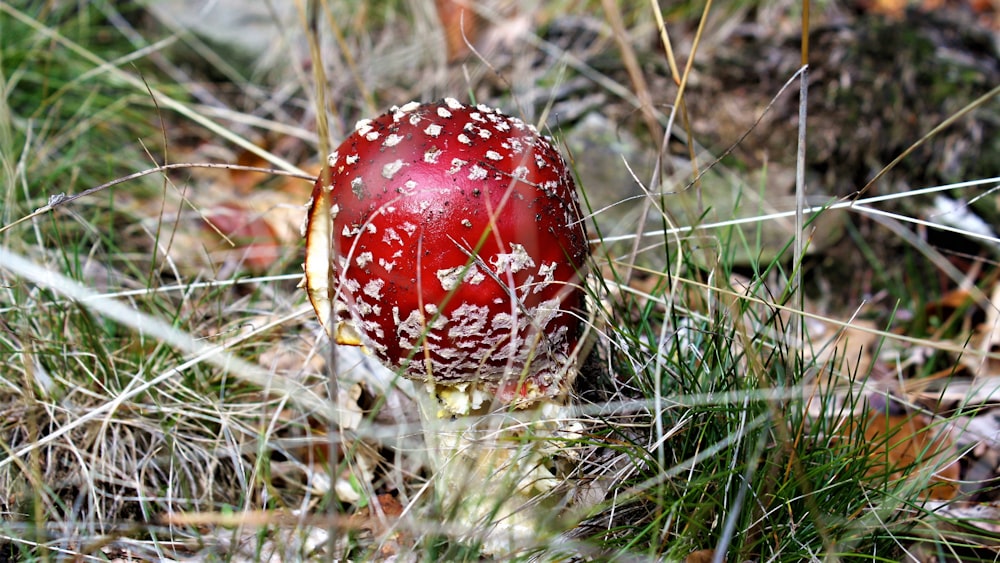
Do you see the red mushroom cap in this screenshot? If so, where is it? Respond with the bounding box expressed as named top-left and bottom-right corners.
top-left (304, 99), bottom-right (588, 406)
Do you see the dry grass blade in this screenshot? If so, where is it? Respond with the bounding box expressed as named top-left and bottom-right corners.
top-left (0, 248), bottom-right (338, 461)
top-left (0, 2), bottom-right (308, 175)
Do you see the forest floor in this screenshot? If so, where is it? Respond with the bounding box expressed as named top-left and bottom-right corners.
top-left (1, 0), bottom-right (999, 560)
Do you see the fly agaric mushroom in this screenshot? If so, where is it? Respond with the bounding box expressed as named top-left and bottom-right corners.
top-left (303, 98), bottom-right (588, 412)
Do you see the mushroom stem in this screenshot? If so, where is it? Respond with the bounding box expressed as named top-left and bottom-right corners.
top-left (414, 392), bottom-right (574, 554)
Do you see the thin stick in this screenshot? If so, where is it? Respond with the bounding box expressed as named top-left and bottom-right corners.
top-left (793, 0), bottom-right (811, 360)
top-left (0, 163), bottom-right (316, 235)
top-left (601, 0), bottom-right (661, 141)
top-left (302, 1), bottom-right (345, 549)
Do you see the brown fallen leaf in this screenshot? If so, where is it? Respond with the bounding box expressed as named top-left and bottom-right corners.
top-left (969, 283), bottom-right (1000, 379)
top-left (857, 0), bottom-right (908, 18)
top-left (202, 202), bottom-right (282, 273)
top-left (685, 549), bottom-right (718, 563)
top-left (435, 0), bottom-right (480, 62)
top-left (840, 411), bottom-right (960, 500)
top-left (349, 493), bottom-right (411, 557)
top-left (230, 141), bottom-right (274, 194)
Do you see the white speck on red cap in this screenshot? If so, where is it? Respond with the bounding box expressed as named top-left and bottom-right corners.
top-left (399, 100), bottom-right (421, 112)
top-left (382, 159), bottom-right (405, 179)
top-left (468, 165), bottom-right (487, 181)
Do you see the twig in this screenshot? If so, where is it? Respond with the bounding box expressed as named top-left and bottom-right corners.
top-left (0, 163), bottom-right (316, 235)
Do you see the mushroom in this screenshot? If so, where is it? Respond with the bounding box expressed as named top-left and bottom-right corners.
top-left (304, 98), bottom-right (588, 413)
top-left (302, 99), bottom-right (590, 553)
